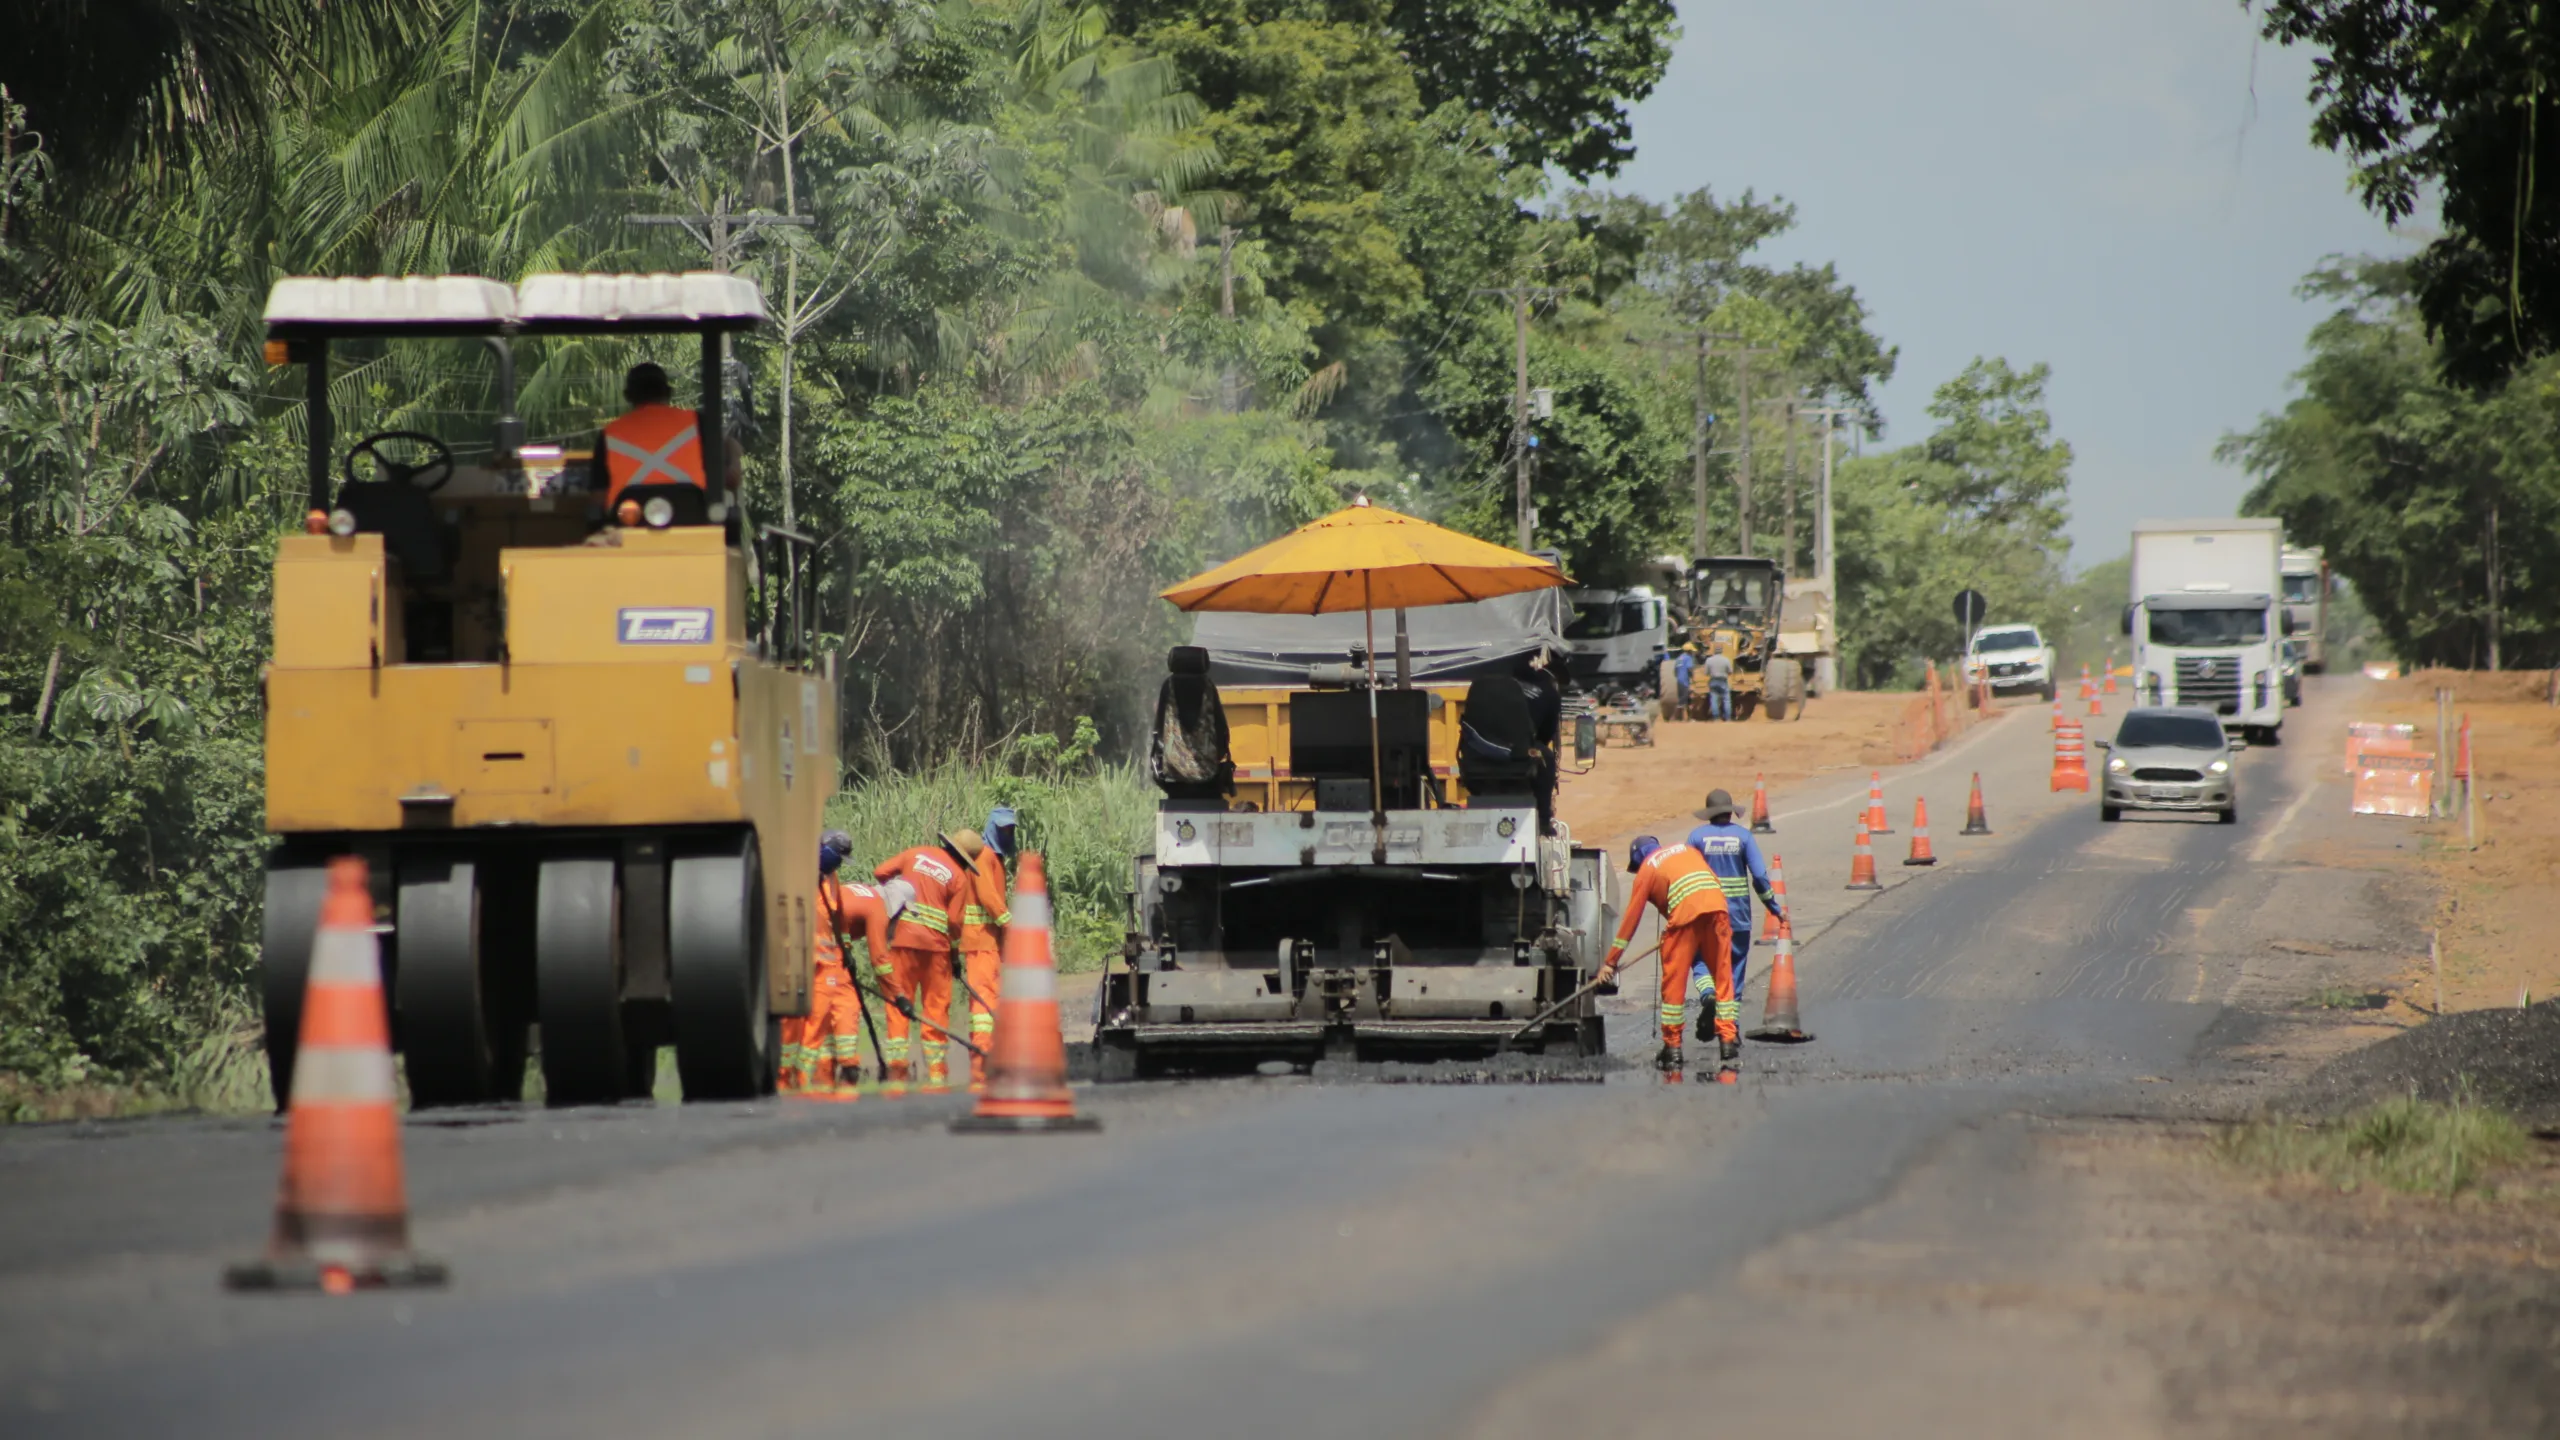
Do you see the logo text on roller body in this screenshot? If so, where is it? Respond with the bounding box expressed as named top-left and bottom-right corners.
top-left (618, 607), bottom-right (715, 645)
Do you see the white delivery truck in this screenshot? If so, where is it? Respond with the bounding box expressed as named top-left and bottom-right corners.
top-left (2126, 518), bottom-right (2289, 745)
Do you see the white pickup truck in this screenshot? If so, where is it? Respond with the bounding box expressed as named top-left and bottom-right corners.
top-left (1962, 623), bottom-right (2057, 700)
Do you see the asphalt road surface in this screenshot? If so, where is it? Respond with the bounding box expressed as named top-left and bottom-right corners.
top-left (1, 682), bottom-right (2389, 1438)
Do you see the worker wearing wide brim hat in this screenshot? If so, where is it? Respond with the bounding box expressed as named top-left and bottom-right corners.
top-left (1601, 831), bottom-right (1735, 1071)
top-left (1683, 788), bottom-right (1786, 1062)
top-left (944, 827), bottom-right (1008, 1088)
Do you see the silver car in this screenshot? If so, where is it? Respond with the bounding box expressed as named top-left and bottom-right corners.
top-left (2098, 706), bottom-right (2237, 824)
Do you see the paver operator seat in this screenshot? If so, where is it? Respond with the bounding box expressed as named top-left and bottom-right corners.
top-left (1152, 645), bottom-right (1233, 806)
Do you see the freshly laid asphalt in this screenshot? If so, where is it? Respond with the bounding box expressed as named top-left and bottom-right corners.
top-left (0, 681), bottom-right (2385, 1438)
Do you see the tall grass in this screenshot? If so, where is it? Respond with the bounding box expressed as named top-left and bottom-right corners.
top-left (827, 720), bottom-right (1154, 972)
top-left (2219, 1093), bottom-right (2533, 1197)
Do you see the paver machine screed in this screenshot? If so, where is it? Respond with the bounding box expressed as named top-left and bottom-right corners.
top-left (256, 273), bottom-right (834, 1108)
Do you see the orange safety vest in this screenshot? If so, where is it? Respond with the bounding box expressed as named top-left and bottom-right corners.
top-left (602, 402), bottom-right (707, 504)
top-left (873, 846), bottom-right (968, 954)
top-left (1612, 844), bottom-right (1726, 951)
top-left (818, 875), bottom-right (894, 972)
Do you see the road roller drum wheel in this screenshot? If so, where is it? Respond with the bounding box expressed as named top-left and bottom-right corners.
top-left (396, 855), bottom-right (505, 1108)
top-left (259, 855), bottom-right (332, 1110)
top-left (536, 856), bottom-right (629, 1107)
top-left (669, 835), bottom-right (774, 1101)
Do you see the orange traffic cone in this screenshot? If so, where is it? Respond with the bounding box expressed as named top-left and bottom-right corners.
top-left (1765, 853), bottom-right (1791, 943)
top-left (2103, 668), bottom-right (2118, 695)
top-left (2087, 690), bottom-right (2103, 717)
top-left (1863, 772), bottom-right (1893, 834)
top-left (1961, 772), bottom-right (1993, 835)
top-left (2050, 720), bottom-right (2090, 793)
top-left (1846, 825), bottom-right (1883, 890)
top-left (227, 857), bottom-right (444, 1292)
top-left (1747, 927), bottom-right (1812, 1042)
top-left (2051, 700), bottom-right (2065, 731)
top-left (1903, 797), bottom-right (1937, 866)
top-left (952, 854), bottom-right (1100, 1133)
top-left (1749, 774), bottom-right (1776, 834)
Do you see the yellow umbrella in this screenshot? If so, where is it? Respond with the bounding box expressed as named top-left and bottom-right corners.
top-left (1159, 500), bottom-right (1566, 843)
top-left (1159, 500), bottom-right (1565, 614)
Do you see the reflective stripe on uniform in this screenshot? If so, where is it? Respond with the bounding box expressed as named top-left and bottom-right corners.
top-left (1665, 871), bottom-right (1721, 910)
top-left (1714, 1001), bottom-right (1741, 1021)
top-left (963, 905), bottom-right (994, 926)
top-left (902, 907), bottom-right (950, 936)
top-left (1716, 875), bottom-right (1750, 895)
top-left (605, 424), bottom-right (700, 486)
top-left (1657, 1003), bottom-right (1684, 1025)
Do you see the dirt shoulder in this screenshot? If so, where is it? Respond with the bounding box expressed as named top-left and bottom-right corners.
top-left (2336, 669), bottom-right (2560, 1015)
top-left (1557, 687), bottom-right (2018, 848)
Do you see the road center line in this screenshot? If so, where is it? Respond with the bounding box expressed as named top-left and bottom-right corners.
top-left (2249, 766), bottom-right (2324, 864)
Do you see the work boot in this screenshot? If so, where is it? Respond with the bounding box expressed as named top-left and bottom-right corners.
top-left (1695, 1010), bottom-right (1716, 1045)
top-left (924, 1061), bottom-right (951, 1090)
top-left (1719, 1036), bottom-right (1740, 1063)
top-left (1653, 1042), bottom-right (1684, 1072)
top-left (884, 1059), bottom-right (911, 1084)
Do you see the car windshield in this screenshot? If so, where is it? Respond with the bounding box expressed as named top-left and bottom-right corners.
top-left (2281, 574), bottom-right (2321, 603)
top-left (2116, 713), bottom-right (2226, 750)
top-left (2148, 607), bottom-right (2266, 647)
top-left (1974, 628), bottom-right (2039, 653)
top-left (1617, 600), bottom-right (1653, 633)
top-left (1564, 603), bottom-right (1621, 639)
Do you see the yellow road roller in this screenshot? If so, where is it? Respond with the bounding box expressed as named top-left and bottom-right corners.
top-left (256, 273), bottom-right (833, 1107)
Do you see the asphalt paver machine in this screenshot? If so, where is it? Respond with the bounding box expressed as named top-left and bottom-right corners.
top-left (256, 273), bottom-right (834, 1108)
top-left (1096, 596), bottom-right (1614, 1077)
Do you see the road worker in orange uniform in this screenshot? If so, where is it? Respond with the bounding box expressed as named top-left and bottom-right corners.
top-left (1598, 834), bottom-right (1735, 1072)
top-left (873, 839), bottom-right (970, 1086)
top-left (783, 830), bottom-right (893, 1097)
top-left (594, 362), bottom-right (745, 506)
top-left (948, 822), bottom-right (1011, 1087)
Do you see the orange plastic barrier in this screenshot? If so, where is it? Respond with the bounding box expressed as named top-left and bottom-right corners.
top-left (2344, 721), bottom-right (2418, 775)
top-left (2351, 751), bottom-right (2435, 817)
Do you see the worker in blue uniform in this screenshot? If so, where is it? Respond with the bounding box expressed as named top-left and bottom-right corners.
top-left (1684, 788), bottom-right (1786, 1060)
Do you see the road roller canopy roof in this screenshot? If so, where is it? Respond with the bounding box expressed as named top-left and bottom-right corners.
top-left (262, 272), bottom-right (766, 337)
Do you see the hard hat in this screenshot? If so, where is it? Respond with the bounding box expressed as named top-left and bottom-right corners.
top-left (1627, 835), bottom-right (1660, 873)
top-left (943, 829), bottom-right (986, 862)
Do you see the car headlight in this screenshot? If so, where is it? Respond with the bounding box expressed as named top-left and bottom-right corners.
top-left (2107, 756), bottom-right (2128, 773)
top-left (2208, 759), bottom-right (2229, 774)
top-left (642, 495), bottom-right (675, 528)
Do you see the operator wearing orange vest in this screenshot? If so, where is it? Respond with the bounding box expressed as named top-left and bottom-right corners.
top-left (596, 363), bottom-right (744, 506)
top-left (873, 841), bottom-right (970, 1087)
top-left (1599, 834), bottom-right (1736, 1071)
top-left (784, 831), bottom-right (893, 1097)
top-left (949, 822), bottom-right (1011, 1088)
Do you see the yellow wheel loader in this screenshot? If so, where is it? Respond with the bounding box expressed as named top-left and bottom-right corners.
top-left (255, 273), bottom-right (833, 1108)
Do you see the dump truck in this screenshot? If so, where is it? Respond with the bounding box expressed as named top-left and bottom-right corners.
top-left (1657, 555), bottom-right (1805, 720)
top-left (1093, 594), bottom-right (1614, 1077)
top-left (255, 272), bottom-right (834, 1109)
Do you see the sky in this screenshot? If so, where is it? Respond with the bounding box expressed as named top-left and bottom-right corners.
top-left (1608, 0), bottom-right (2416, 564)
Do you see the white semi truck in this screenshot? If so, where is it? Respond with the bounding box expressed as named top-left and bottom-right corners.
top-left (2280, 545), bottom-right (2328, 674)
top-left (1561, 585), bottom-right (1668, 696)
top-left (2126, 518), bottom-right (2289, 745)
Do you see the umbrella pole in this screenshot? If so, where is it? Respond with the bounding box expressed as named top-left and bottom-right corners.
top-left (1365, 579), bottom-right (1387, 864)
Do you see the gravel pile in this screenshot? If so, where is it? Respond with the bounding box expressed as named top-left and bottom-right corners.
top-left (2287, 1000), bottom-right (2560, 1129)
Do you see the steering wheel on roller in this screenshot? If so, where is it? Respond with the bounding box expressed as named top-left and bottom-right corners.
top-left (343, 430), bottom-right (457, 494)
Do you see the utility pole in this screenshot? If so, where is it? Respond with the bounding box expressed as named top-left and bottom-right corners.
top-left (1630, 330), bottom-right (1779, 558)
top-left (1798, 402), bottom-right (1861, 695)
top-left (1219, 226), bottom-right (1239, 414)
top-left (1476, 282), bottom-right (1562, 551)
top-left (1782, 392), bottom-right (1801, 576)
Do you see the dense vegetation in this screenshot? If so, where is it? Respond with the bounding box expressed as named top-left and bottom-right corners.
top-left (0, 0), bottom-right (2074, 1098)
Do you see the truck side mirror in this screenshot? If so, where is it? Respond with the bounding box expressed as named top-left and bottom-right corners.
top-left (2120, 604), bottom-right (2134, 637)
top-left (2279, 610), bottom-right (2296, 636)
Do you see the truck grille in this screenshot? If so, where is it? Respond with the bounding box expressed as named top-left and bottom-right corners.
top-left (1989, 661), bottom-right (2026, 678)
top-left (2173, 654), bottom-right (2242, 714)
top-left (2132, 767), bottom-right (2204, 783)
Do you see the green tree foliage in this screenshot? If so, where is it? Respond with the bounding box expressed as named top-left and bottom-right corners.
top-left (0, 0), bottom-right (1995, 1095)
top-left (1830, 359), bottom-right (2074, 687)
top-left (2220, 259), bottom-right (2559, 668)
top-left (2256, 0), bottom-right (2560, 387)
